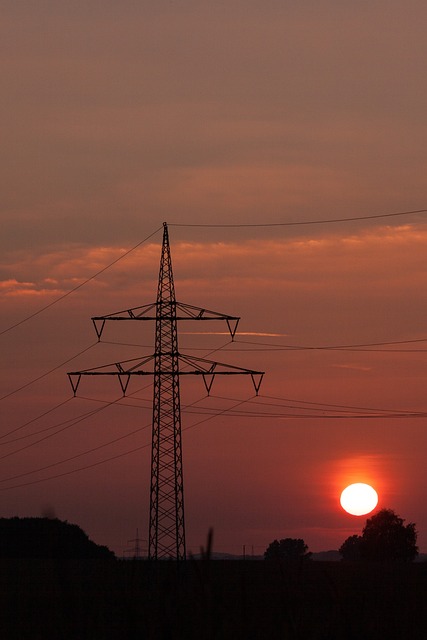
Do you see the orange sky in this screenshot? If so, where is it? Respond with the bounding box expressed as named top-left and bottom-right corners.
top-left (1, 1), bottom-right (427, 556)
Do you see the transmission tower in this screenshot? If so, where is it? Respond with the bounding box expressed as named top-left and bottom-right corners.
top-left (124, 528), bottom-right (146, 559)
top-left (68, 222), bottom-right (264, 560)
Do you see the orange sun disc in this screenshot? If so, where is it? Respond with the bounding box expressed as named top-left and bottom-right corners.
top-left (340, 483), bottom-right (378, 516)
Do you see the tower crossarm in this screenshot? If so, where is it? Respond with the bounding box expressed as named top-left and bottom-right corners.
top-left (177, 353), bottom-right (264, 395)
top-left (68, 352), bottom-right (264, 397)
top-left (91, 303), bottom-right (157, 339)
top-left (91, 301), bottom-right (240, 340)
top-left (68, 354), bottom-right (156, 395)
top-left (175, 303), bottom-right (240, 339)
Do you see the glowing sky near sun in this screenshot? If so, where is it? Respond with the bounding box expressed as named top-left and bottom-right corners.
top-left (1, 1), bottom-right (427, 556)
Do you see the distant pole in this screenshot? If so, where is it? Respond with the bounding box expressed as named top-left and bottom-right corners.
top-left (135, 527), bottom-right (141, 558)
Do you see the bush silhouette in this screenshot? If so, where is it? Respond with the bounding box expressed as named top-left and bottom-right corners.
top-left (339, 534), bottom-right (363, 561)
top-left (0, 517), bottom-right (114, 559)
top-left (264, 537), bottom-right (312, 562)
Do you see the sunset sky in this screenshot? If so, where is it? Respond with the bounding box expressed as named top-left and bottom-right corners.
top-left (1, 1), bottom-right (427, 556)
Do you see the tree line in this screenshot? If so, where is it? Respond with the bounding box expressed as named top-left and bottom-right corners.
top-left (264, 509), bottom-right (419, 562)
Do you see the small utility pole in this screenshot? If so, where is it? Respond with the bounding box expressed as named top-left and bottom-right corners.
top-left (68, 223), bottom-right (264, 560)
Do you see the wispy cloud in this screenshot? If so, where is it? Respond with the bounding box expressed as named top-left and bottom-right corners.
top-left (179, 331), bottom-right (289, 337)
top-left (332, 364), bottom-right (373, 372)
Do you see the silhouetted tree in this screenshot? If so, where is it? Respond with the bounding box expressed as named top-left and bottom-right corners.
top-left (0, 517), bottom-right (115, 559)
top-left (264, 537), bottom-right (312, 562)
top-left (362, 508), bottom-right (418, 562)
top-left (339, 534), bottom-right (363, 561)
top-left (340, 509), bottom-right (418, 562)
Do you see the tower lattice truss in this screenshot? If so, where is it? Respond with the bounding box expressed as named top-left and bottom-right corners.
top-left (68, 223), bottom-right (264, 560)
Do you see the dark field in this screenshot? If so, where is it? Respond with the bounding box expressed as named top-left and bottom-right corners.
top-left (1, 558), bottom-right (427, 639)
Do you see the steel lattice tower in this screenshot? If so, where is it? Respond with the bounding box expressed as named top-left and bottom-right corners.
top-left (150, 223), bottom-right (185, 559)
top-left (68, 222), bottom-right (264, 560)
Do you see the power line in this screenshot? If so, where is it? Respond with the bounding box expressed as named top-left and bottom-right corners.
top-left (0, 441), bottom-right (151, 491)
top-left (0, 411), bottom-right (150, 484)
top-left (100, 334), bottom-right (427, 353)
top-left (70, 391), bottom-right (427, 420)
top-left (69, 371), bottom-right (427, 420)
top-left (169, 208), bottom-right (427, 228)
top-left (0, 394), bottom-right (247, 490)
top-left (0, 383), bottom-right (154, 446)
top-left (0, 226), bottom-right (163, 338)
top-left (178, 393), bottom-right (427, 419)
top-left (254, 393), bottom-right (418, 415)
top-left (0, 397), bottom-right (73, 441)
top-left (0, 348), bottom-right (136, 443)
top-left (0, 405), bottom-right (102, 445)
top-left (1, 385), bottom-right (426, 492)
top-left (0, 397), bottom-right (137, 462)
top-left (0, 342), bottom-right (98, 403)
top-left (233, 337), bottom-right (427, 352)
top-left (1, 332), bottom-right (424, 466)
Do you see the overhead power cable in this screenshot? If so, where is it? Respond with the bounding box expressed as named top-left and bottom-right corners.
top-left (0, 394), bottom-right (248, 490)
top-left (78, 388), bottom-right (426, 418)
top-left (0, 383), bottom-right (426, 492)
top-left (1, 332), bottom-right (424, 459)
top-left (99, 336), bottom-right (427, 354)
top-left (233, 337), bottom-right (427, 352)
top-left (0, 397), bottom-right (73, 441)
top-left (0, 400), bottom-right (118, 463)
top-left (0, 382), bottom-right (154, 446)
top-left (0, 441), bottom-right (152, 491)
top-left (0, 401), bottom-right (108, 445)
top-left (0, 342), bottom-right (98, 404)
top-left (254, 393), bottom-right (418, 415)
top-left (0, 413), bottom-right (150, 483)
top-left (169, 208), bottom-right (427, 228)
top-left (0, 226), bottom-right (162, 338)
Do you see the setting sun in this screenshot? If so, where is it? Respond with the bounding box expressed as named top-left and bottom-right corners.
top-left (340, 483), bottom-right (378, 516)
